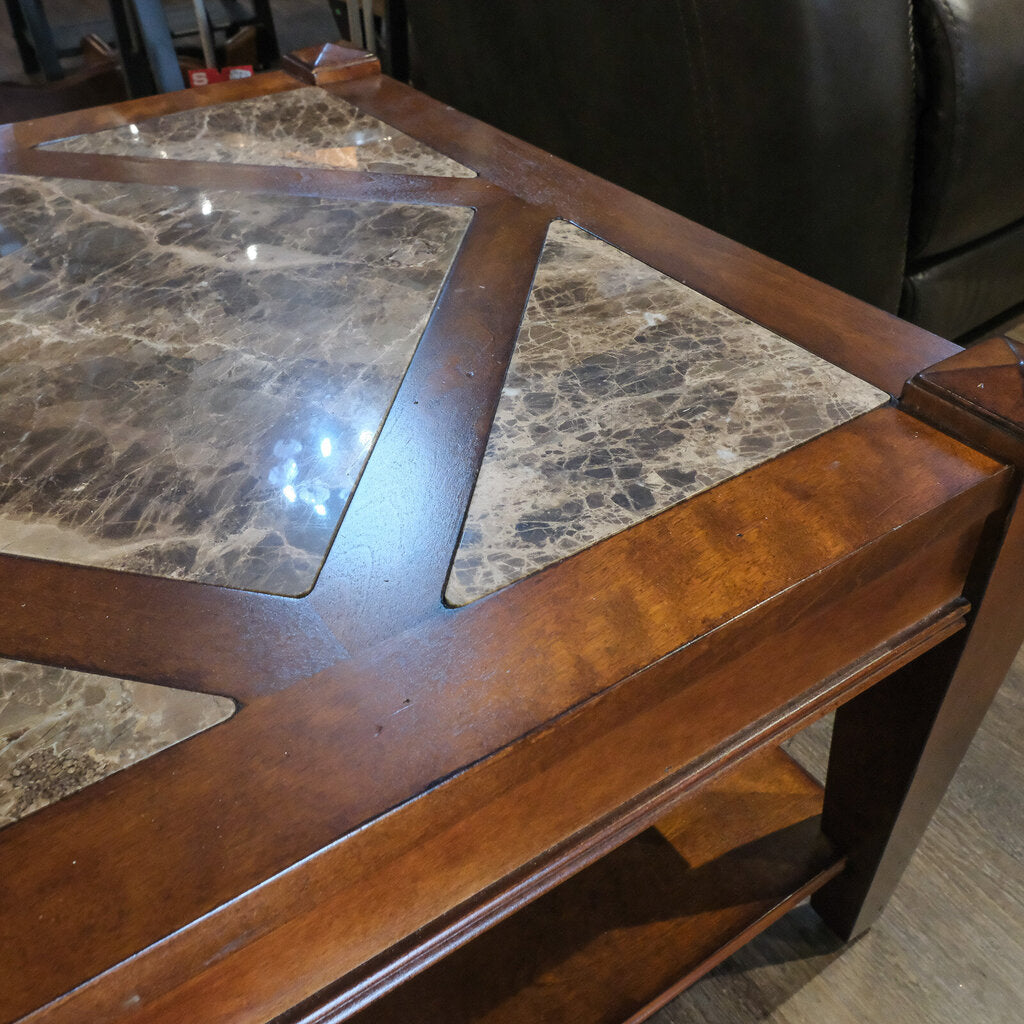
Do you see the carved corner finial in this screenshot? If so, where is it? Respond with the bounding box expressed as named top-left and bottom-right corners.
top-left (282, 43), bottom-right (380, 86)
top-left (914, 336), bottom-right (1024, 431)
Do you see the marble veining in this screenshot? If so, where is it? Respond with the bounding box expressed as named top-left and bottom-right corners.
top-left (445, 221), bottom-right (889, 605)
top-left (42, 86), bottom-right (476, 178)
top-left (0, 174), bottom-right (471, 594)
top-left (0, 657), bottom-right (233, 829)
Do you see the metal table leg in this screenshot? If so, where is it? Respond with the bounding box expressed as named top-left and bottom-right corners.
top-left (107, 0), bottom-right (184, 97)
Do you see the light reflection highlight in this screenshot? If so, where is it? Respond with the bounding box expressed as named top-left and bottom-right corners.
top-left (269, 423), bottom-right (380, 518)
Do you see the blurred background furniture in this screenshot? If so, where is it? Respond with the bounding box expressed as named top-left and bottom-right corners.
top-left (0, 32), bottom-right (127, 118)
top-left (106, 0), bottom-right (280, 94)
top-left (326, 0), bottom-right (403, 76)
top-left (4, 0), bottom-right (67, 79)
top-left (2, 0), bottom-right (281, 99)
top-left (1, 0), bottom-right (410, 111)
top-left (400, 0), bottom-right (1024, 344)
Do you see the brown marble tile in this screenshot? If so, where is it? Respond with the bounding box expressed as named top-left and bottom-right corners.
top-left (41, 86), bottom-right (476, 177)
top-left (0, 174), bottom-right (471, 594)
top-left (445, 221), bottom-right (889, 605)
top-left (0, 657), bottom-right (233, 829)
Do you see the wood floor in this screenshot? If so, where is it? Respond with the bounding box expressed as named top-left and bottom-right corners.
top-left (653, 645), bottom-right (1024, 1024)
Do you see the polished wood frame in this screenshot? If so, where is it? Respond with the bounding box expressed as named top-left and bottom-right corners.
top-left (1, 46), bottom-right (1022, 1024)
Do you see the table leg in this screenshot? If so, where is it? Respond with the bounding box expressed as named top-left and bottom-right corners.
top-left (325, 1), bottom-right (351, 41)
top-left (386, 0), bottom-right (408, 80)
top-left (813, 492), bottom-right (1024, 938)
top-left (191, 0), bottom-right (216, 67)
top-left (338, 0), bottom-right (363, 46)
top-left (134, 0), bottom-right (185, 91)
top-left (249, 0), bottom-right (279, 67)
top-left (362, 0), bottom-right (374, 49)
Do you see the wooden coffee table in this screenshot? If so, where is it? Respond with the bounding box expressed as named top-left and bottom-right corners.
top-left (1, 45), bottom-right (1023, 1024)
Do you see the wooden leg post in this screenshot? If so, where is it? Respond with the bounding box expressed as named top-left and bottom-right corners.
top-left (816, 338), bottom-right (1024, 938)
top-left (815, 498), bottom-right (1024, 937)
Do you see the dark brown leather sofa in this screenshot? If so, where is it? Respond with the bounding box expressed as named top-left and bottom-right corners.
top-left (401, 0), bottom-right (1024, 343)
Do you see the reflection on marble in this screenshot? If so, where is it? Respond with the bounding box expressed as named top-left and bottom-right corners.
top-left (42, 87), bottom-right (476, 178)
top-left (0, 174), bottom-right (471, 594)
top-left (0, 657), bottom-right (233, 829)
top-left (446, 221), bottom-right (889, 605)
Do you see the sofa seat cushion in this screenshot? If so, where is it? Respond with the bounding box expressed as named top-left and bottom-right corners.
top-left (903, 214), bottom-right (1024, 338)
top-left (912, 0), bottom-right (1024, 260)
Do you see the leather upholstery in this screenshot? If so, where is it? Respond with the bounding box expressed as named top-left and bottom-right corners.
top-left (407, 0), bottom-right (915, 314)
top-left (911, 0), bottom-right (1024, 260)
top-left (905, 217), bottom-right (1024, 338)
top-left (405, 0), bottom-right (1024, 342)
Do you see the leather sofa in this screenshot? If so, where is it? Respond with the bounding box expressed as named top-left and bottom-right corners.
top-left (401, 0), bottom-right (1024, 343)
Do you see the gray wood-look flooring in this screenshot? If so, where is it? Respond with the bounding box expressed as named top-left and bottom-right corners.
top-left (653, 645), bottom-right (1024, 1024)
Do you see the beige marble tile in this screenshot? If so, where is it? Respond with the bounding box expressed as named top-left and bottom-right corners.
top-left (0, 174), bottom-right (471, 594)
top-left (0, 657), bottom-right (233, 829)
top-left (445, 221), bottom-right (888, 605)
top-left (42, 86), bottom-right (476, 177)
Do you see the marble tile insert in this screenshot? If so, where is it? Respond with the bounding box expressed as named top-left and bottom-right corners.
top-left (0, 657), bottom-right (233, 829)
top-left (41, 86), bottom-right (476, 178)
top-left (446, 221), bottom-right (889, 605)
top-left (0, 174), bottom-right (472, 594)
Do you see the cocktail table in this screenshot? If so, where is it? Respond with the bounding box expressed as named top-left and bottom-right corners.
top-left (2, 44), bottom-right (1023, 1024)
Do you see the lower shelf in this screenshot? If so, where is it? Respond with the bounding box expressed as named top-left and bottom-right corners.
top-left (347, 745), bottom-right (843, 1024)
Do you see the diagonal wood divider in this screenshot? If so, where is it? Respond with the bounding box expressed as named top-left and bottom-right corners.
top-left (1, 55), bottom-right (1023, 1024)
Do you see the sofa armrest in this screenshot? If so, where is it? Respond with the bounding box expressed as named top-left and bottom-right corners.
top-left (912, 0), bottom-right (1024, 260)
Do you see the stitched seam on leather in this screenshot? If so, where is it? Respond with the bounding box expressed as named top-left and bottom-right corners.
top-left (686, 0), bottom-right (724, 223)
top-left (672, 0), bottom-right (723, 224)
top-left (903, 0), bottom-right (919, 291)
top-left (900, 275), bottom-right (920, 322)
top-left (930, 0), bottom-right (965, 254)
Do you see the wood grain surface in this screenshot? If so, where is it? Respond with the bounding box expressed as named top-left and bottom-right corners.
top-left (652, 644), bottom-right (1023, 1024)
top-left (343, 746), bottom-right (842, 1024)
top-left (0, 64), bottom-right (1020, 1024)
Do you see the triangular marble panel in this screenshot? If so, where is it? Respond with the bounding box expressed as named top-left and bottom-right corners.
top-left (0, 174), bottom-right (471, 595)
top-left (446, 221), bottom-right (889, 605)
top-left (42, 87), bottom-right (476, 178)
top-left (0, 657), bottom-right (233, 828)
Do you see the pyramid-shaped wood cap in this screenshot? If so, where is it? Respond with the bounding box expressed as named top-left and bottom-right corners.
top-left (282, 43), bottom-right (380, 85)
